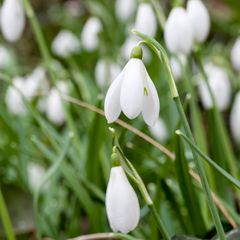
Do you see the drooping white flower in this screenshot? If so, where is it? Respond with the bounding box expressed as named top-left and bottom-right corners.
top-left (104, 54), bottom-right (160, 126)
top-left (149, 118), bottom-right (168, 142)
top-left (115, 0), bottom-right (136, 22)
top-left (81, 17), bottom-right (102, 51)
top-left (1, 0), bottom-right (25, 42)
top-left (231, 38), bottom-right (240, 71)
top-left (5, 77), bottom-right (26, 115)
top-left (186, 0), bottom-right (210, 43)
top-left (95, 58), bottom-right (121, 89)
top-left (170, 55), bottom-right (186, 81)
top-left (106, 166), bottom-right (140, 233)
top-left (230, 92), bottom-right (240, 144)
top-left (27, 163), bottom-right (45, 191)
top-left (134, 3), bottom-right (157, 37)
top-left (46, 81), bottom-right (68, 125)
top-left (164, 7), bottom-right (193, 55)
top-left (52, 30), bottom-right (80, 58)
top-left (198, 63), bottom-right (231, 111)
top-left (0, 45), bottom-right (12, 69)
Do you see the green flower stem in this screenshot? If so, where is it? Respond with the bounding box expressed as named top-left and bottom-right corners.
top-left (132, 30), bottom-right (226, 240)
top-left (176, 130), bottom-right (240, 190)
top-left (0, 188), bottom-right (15, 240)
top-left (174, 97), bottom-right (226, 240)
top-left (22, 0), bottom-right (82, 158)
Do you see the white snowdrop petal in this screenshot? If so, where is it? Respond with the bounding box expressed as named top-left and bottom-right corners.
top-left (115, 0), bottom-right (136, 22)
top-left (120, 59), bottom-right (144, 119)
top-left (187, 0), bottom-right (210, 43)
top-left (27, 163), bottom-right (45, 190)
top-left (142, 70), bottom-right (160, 126)
top-left (106, 166), bottom-right (140, 233)
top-left (164, 7), bottom-right (193, 55)
top-left (231, 38), bottom-right (240, 71)
top-left (81, 17), bottom-right (102, 51)
top-left (104, 71), bottom-right (123, 123)
top-left (0, 45), bottom-right (12, 69)
top-left (230, 92), bottom-right (240, 143)
top-left (1, 0), bottom-right (25, 42)
top-left (134, 3), bottom-right (157, 37)
top-left (52, 30), bottom-right (80, 58)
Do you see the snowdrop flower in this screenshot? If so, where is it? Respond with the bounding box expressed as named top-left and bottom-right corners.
top-left (134, 3), bottom-right (157, 37)
top-left (115, 0), bottom-right (136, 22)
top-left (187, 0), bottom-right (210, 43)
top-left (46, 81), bottom-right (68, 125)
top-left (95, 58), bottom-right (121, 89)
top-left (81, 17), bottom-right (102, 51)
top-left (52, 30), bottom-right (80, 58)
top-left (1, 0), bottom-right (25, 42)
top-left (230, 92), bottom-right (240, 143)
top-left (149, 118), bottom-right (168, 142)
top-left (198, 63), bottom-right (231, 111)
top-left (164, 7), bottom-right (193, 55)
top-left (104, 46), bottom-right (160, 126)
top-left (0, 45), bottom-right (12, 69)
top-left (5, 77), bottom-right (26, 115)
top-left (106, 166), bottom-right (140, 233)
top-left (27, 163), bottom-right (45, 190)
top-left (170, 55), bottom-right (186, 81)
top-left (231, 38), bottom-right (240, 71)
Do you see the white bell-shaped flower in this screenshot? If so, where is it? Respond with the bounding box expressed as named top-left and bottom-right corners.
top-left (186, 0), bottom-right (210, 43)
top-left (1, 0), bottom-right (25, 42)
top-left (198, 63), bottom-right (231, 111)
top-left (149, 118), bottom-right (168, 142)
top-left (52, 30), bottom-right (80, 58)
top-left (104, 48), bottom-right (160, 126)
top-left (0, 45), bottom-right (12, 69)
top-left (106, 166), bottom-right (140, 233)
top-left (231, 38), bottom-right (240, 71)
top-left (95, 58), bottom-right (121, 89)
top-left (230, 92), bottom-right (240, 143)
top-left (5, 77), bottom-right (26, 115)
top-left (134, 3), bottom-right (157, 37)
top-left (115, 0), bottom-right (136, 22)
top-left (170, 55), bottom-right (186, 81)
top-left (46, 81), bottom-right (68, 125)
top-left (164, 7), bottom-right (193, 55)
top-left (81, 17), bottom-right (102, 51)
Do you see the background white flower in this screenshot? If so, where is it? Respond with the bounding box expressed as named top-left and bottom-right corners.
top-left (106, 166), bottom-right (140, 233)
top-left (149, 118), bottom-right (168, 142)
top-left (198, 63), bottom-right (231, 111)
top-left (1, 0), bottom-right (25, 42)
top-left (115, 0), bottom-right (136, 22)
top-left (52, 30), bottom-right (80, 58)
top-left (81, 17), bottom-right (102, 51)
top-left (187, 0), bottom-right (210, 43)
top-left (164, 7), bottom-right (193, 55)
top-left (230, 92), bottom-right (240, 143)
top-left (231, 38), bottom-right (240, 71)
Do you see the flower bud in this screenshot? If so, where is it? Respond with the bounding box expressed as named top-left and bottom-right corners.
top-left (186, 0), bottom-right (210, 43)
top-left (1, 0), bottom-right (25, 42)
top-left (52, 30), bottom-right (80, 58)
top-left (115, 0), bottom-right (136, 22)
top-left (106, 166), bottom-right (140, 233)
top-left (170, 55), bottom-right (186, 81)
top-left (27, 163), bottom-right (45, 191)
top-left (230, 92), bottom-right (240, 143)
top-left (198, 63), bottom-right (231, 111)
top-left (231, 38), bottom-right (240, 71)
top-left (81, 17), bottom-right (102, 51)
top-left (134, 3), bottom-right (157, 37)
top-left (164, 7), bottom-right (193, 55)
